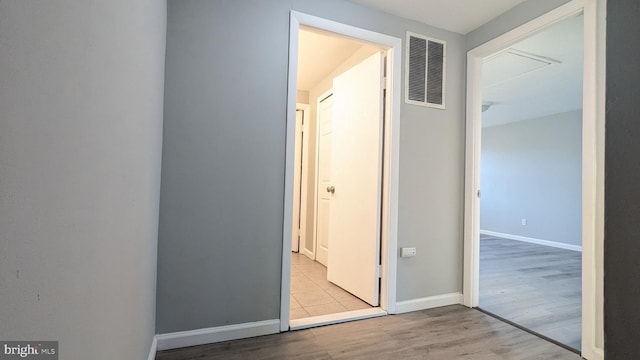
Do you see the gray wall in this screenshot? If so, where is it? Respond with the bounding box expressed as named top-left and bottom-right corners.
top-left (0, 1), bottom-right (166, 359)
top-left (466, 0), bottom-right (571, 50)
top-left (605, 0), bottom-right (640, 358)
top-left (158, 0), bottom-right (466, 333)
top-left (480, 111), bottom-right (582, 246)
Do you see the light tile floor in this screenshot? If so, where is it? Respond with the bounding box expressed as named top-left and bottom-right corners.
top-left (290, 252), bottom-right (371, 319)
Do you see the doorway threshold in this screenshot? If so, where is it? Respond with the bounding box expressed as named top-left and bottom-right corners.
top-left (476, 307), bottom-right (580, 355)
top-left (290, 307), bottom-right (387, 331)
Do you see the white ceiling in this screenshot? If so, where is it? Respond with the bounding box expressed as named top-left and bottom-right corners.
top-left (297, 28), bottom-right (364, 91)
top-left (482, 14), bottom-right (584, 127)
top-left (348, 0), bottom-right (527, 34)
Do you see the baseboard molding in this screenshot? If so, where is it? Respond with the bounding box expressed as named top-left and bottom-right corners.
top-left (395, 293), bottom-right (463, 314)
top-left (590, 347), bottom-right (604, 360)
top-left (147, 335), bottom-right (157, 360)
top-left (301, 247), bottom-right (314, 260)
top-left (156, 319), bottom-right (280, 351)
top-left (480, 230), bottom-right (582, 252)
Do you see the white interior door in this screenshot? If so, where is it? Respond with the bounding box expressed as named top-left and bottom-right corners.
top-left (327, 51), bottom-right (384, 306)
top-left (291, 110), bottom-right (304, 252)
top-left (315, 94), bottom-right (333, 266)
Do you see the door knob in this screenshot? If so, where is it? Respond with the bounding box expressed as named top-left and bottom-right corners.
top-left (326, 186), bottom-right (335, 194)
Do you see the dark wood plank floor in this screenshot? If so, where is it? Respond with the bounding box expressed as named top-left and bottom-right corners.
top-left (155, 305), bottom-right (580, 360)
top-left (479, 235), bottom-right (582, 350)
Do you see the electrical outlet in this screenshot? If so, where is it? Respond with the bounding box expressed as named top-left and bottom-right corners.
top-left (401, 247), bottom-right (417, 257)
top-left (521, 218), bottom-right (527, 226)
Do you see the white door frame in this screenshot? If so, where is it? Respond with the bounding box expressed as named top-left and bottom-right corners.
top-left (309, 89), bottom-right (333, 264)
top-left (291, 107), bottom-right (302, 252)
top-left (298, 103), bottom-right (311, 257)
top-left (462, 0), bottom-right (605, 358)
top-left (292, 103), bottom-right (310, 254)
top-left (281, 11), bottom-right (402, 331)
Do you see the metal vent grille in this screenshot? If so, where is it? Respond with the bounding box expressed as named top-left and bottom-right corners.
top-left (426, 40), bottom-right (444, 105)
top-left (405, 32), bottom-right (446, 109)
top-left (408, 36), bottom-right (427, 102)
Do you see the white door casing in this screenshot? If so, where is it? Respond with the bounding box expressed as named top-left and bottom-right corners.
top-left (292, 109), bottom-right (304, 252)
top-left (327, 51), bottom-right (385, 306)
top-left (463, 0), bottom-right (605, 357)
top-left (282, 11), bottom-right (402, 332)
top-left (315, 94), bottom-right (333, 266)
top-left (298, 104), bottom-right (311, 259)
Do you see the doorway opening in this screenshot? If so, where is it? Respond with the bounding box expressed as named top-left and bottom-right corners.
top-left (464, 0), bottom-right (605, 358)
top-left (478, 15), bottom-right (584, 352)
top-left (281, 12), bottom-right (402, 332)
top-left (291, 27), bottom-right (386, 329)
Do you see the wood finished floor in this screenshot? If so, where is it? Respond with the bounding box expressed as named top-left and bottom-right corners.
top-left (155, 305), bottom-right (581, 360)
top-left (479, 235), bottom-right (582, 351)
top-left (290, 252), bottom-right (371, 319)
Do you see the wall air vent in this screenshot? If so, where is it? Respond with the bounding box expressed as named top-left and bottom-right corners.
top-left (405, 32), bottom-right (446, 109)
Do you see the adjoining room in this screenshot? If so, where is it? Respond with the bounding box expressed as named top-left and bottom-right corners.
top-left (478, 14), bottom-right (583, 351)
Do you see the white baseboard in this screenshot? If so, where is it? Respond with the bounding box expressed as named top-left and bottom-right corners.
top-left (156, 319), bottom-right (280, 351)
top-left (480, 230), bottom-right (582, 252)
top-left (590, 347), bottom-right (604, 360)
top-left (147, 335), bottom-right (157, 360)
top-left (301, 247), bottom-right (314, 260)
top-left (395, 293), bottom-right (463, 314)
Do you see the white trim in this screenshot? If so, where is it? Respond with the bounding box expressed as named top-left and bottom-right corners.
top-left (480, 230), bottom-right (582, 252)
top-left (155, 319), bottom-right (280, 351)
top-left (464, 0), bottom-right (585, 303)
top-left (382, 44), bottom-right (400, 314)
top-left (581, 0), bottom-right (606, 356)
top-left (463, 50), bottom-right (483, 308)
top-left (593, 0), bottom-right (606, 354)
top-left (395, 293), bottom-right (463, 314)
top-left (591, 347), bottom-right (604, 360)
top-left (282, 11), bottom-right (401, 331)
top-left (298, 103), bottom-right (311, 256)
top-left (463, 1), bottom-right (604, 358)
top-left (291, 106), bottom-right (303, 253)
top-left (300, 243), bottom-right (315, 260)
top-left (280, 11), bottom-right (299, 331)
top-left (147, 335), bottom-right (157, 360)
top-left (289, 308), bottom-right (387, 331)
top-left (310, 88), bottom-right (333, 263)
